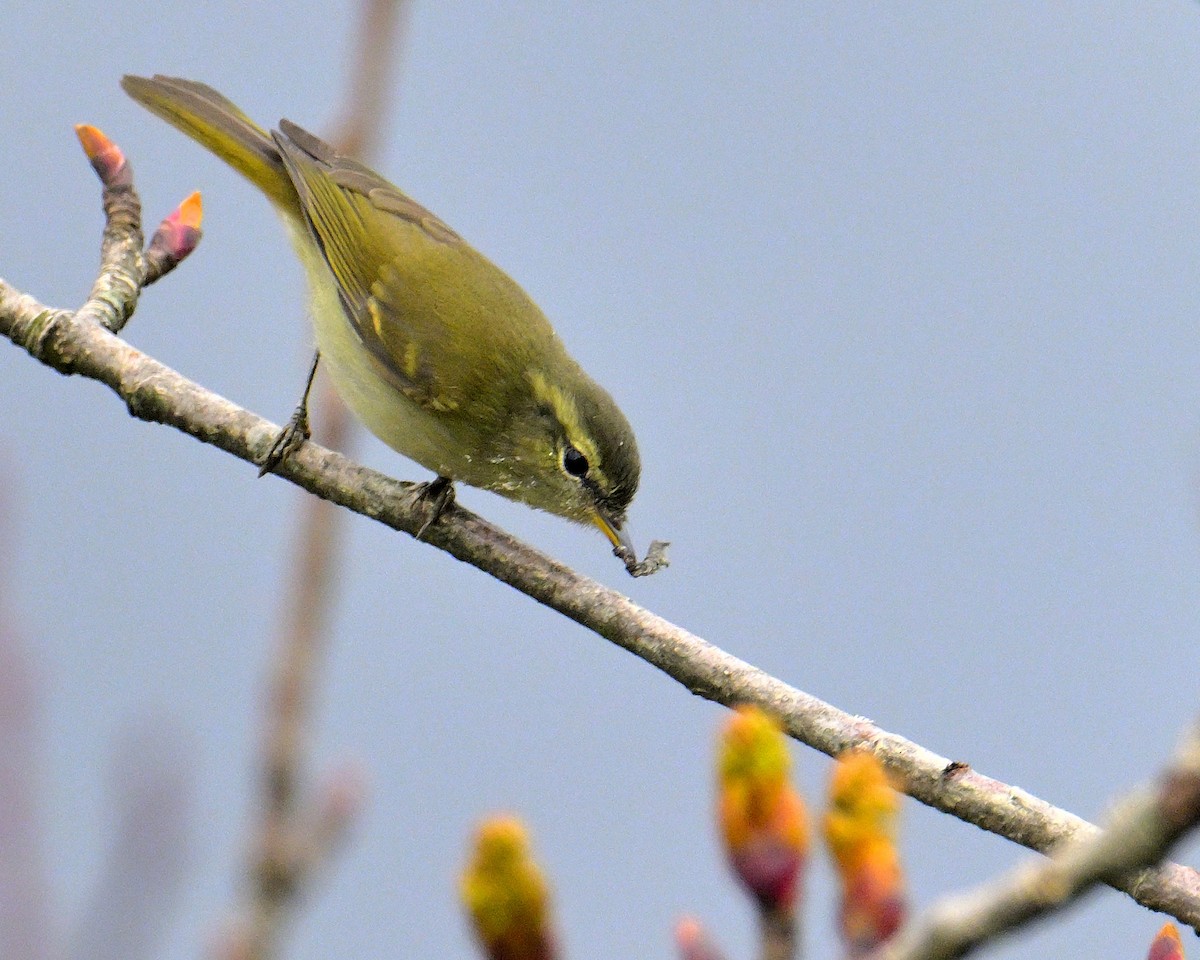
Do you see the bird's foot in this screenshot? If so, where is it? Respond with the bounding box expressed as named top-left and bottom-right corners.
top-left (257, 404), bottom-right (312, 477)
top-left (411, 476), bottom-right (456, 540)
top-left (258, 350), bottom-right (320, 477)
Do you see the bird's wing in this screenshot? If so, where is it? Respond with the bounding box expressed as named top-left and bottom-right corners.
top-left (272, 120), bottom-right (490, 414)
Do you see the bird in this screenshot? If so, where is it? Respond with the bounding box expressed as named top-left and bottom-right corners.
top-left (121, 75), bottom-right (665, 575)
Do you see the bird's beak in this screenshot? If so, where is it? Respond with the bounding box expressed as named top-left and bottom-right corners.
top-left (592, 507), bottom-right (636, 556)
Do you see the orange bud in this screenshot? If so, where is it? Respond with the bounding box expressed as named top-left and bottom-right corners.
top-left (825, 751), bottom-right (906, 954)
top-left (461, 817), bottom-right (555, 960)
top-left (74, 124), bottom-right (117, 162)
top-left (74, 124), bottom-right (129, 186)
top-left (146, 192), bottom-right (204, 270)
top-left (717, 707), bottom-right (809, 911)
top-left (174, 191), bottom-right (204, 230)
top-left (1148, 924), bottom-right (1185, 960)
top-left (837, 840), bottom-right (905, 955)
top-left (825, 749), bottom-right (900, 874)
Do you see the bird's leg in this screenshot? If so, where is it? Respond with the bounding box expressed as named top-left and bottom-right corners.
top-left (258, 350), bottom-right (321, 477)
top-left (412, 475), bottom-right (456, 540)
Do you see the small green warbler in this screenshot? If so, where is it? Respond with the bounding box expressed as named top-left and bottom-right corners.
top-left (122, 75), bottom-right (666, 576)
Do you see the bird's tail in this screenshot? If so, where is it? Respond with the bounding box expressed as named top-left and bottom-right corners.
top-left (121, 74), bottom-right (300, 217)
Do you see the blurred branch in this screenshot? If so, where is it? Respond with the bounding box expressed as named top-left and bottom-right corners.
top-left (0, 485), bottom-right (53, 960)
top-left (0, 471), bottom-right (193, 960)
top-left (227, 3), bottom-right (410, 959)
top-left (67, 724), bottom-right (194, 960)
top-left (5, 58), bottom-right (1200, 937)
top-left (879, 714), bottom-right (1200, 960)
top-left (330, 0), bottom-right (410, 158)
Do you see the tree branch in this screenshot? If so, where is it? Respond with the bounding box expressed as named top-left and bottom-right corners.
top-left (6, 117), bottom-right (1200, 934)
top-left (879, 715), bottom-right (1200, 960)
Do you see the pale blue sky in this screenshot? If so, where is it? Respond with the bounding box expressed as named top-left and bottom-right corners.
top-left (4, 3), bottom-right (1200, 960)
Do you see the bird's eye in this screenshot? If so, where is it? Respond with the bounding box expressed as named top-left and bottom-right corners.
top-left (562, 445), bottom-right (589, 478)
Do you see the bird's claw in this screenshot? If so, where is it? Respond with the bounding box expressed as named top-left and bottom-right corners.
top-left (411, 476), bottom-right (456, 540)
top-left (257, 405), bottom-right (312, 477)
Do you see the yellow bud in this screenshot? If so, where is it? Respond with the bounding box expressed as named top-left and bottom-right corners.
top-left (461, 817), bottom-right (554, 960)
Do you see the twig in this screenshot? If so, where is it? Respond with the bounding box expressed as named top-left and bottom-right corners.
top-left (72, 125), bottom-right (199, 334)
top-left (5, 93), bottom-right (1200, 936)
top-left (877, 715), bottom-right (1200, 960)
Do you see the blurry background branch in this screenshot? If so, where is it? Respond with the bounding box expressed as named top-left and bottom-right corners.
top-left (0, 478), bottom-right (195, 960)
top-left (0, 486), bottom-right (52, 960)
top-left (222, 2), bottom-right (409, 959)
top-left (65, 725), bottom-right (194, 960)
top-left (328, 0), bottom-right (409, 158)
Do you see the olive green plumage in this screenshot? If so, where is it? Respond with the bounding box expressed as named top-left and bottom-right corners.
top-left (121, 75), bottom-right (641, 547)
